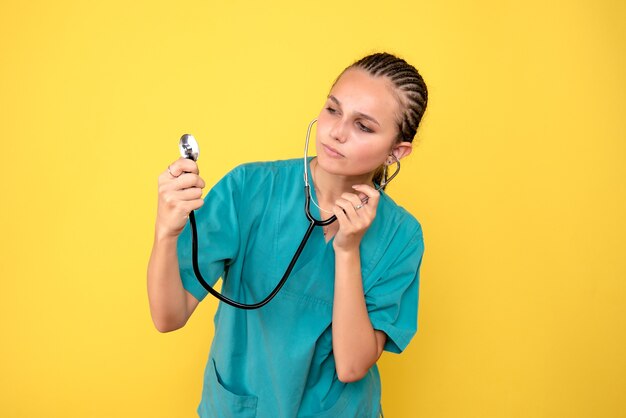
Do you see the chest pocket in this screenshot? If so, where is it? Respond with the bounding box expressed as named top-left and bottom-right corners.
top-left (201, 358), bottom-right (258, 418)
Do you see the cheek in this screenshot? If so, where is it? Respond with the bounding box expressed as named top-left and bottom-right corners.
top-left (358, 148), bottom-right (386, 164)
top-left (316, 109), bottom-right (329, 126)
top-left (356, 140), bottom-right (393, 165)
top-left (342, 150), bottom-right (386, 177)
top-left (315, 112), bottom-right (331, 138)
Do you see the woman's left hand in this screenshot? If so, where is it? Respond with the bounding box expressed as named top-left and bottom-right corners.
top-left (332, 184), bottom-right (380, 252)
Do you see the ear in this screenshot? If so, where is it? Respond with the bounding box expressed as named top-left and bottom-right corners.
top-left (389, 141), bottom-right (413, 163)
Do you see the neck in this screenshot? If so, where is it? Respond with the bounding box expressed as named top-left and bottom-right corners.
top-left (311, 158), bottom-right (374, 203)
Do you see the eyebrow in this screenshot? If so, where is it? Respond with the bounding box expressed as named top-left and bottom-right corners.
top-left (328, 95), bottom-right (381, 126)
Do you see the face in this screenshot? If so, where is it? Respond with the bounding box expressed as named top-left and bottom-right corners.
top-left (315, 68), bottom-right (412, 181)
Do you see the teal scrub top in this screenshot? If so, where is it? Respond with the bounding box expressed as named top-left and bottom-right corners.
top-left (177, 158), bottom-right (424, 418)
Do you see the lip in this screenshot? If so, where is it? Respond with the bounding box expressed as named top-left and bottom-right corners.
top-left (321, 143), bottom-right (345, 158)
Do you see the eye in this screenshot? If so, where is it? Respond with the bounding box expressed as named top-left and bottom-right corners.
top-left (357, 122), bottom-right (374, 133)
top-left (325, 106), bottom-right (338, 115)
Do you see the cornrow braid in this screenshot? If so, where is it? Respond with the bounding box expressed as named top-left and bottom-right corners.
top-left (336, 52), bottom-right (428, 188)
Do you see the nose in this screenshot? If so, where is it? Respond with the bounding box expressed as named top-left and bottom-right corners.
top-left (329, 118), bottom-right (348, 143)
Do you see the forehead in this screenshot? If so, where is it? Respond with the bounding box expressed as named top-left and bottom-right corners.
top-left (330, 68), bottom-right (400, 123)
top-left (330, 68), bottom-right (399, 120)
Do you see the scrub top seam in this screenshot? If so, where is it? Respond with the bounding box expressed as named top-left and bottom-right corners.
top-left (274, 175), bottom-right (283, 280)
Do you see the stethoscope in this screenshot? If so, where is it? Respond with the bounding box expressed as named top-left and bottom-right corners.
top-left (180, 119), bottom-right (400, 309)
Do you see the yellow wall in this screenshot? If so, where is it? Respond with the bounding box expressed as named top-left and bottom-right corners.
top-left (1, 1), bottom-right (625, 417)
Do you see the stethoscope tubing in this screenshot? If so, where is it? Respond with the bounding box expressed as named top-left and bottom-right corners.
top-left (188, 118), bottom-right (399, 310)
top-left (188, 119), bottom-right (334, 310)
top-left (189, 207), bottom-right (318, 310)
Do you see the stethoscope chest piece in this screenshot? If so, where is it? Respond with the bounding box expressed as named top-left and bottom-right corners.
top-left (179, 134), bottom-right (199, 161)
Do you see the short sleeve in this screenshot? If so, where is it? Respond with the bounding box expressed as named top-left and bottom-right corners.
top-left (366, 227), bottom-right (424, 353)
top-left (176, 167), bottom-right (243, 302)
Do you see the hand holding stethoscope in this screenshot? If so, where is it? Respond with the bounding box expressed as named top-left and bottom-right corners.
top-left (330, 183), bottom-right (381, 251)
top-left (156, 135), bottom-right (206, 240)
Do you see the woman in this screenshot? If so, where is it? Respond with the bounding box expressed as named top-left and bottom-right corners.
top-left (147, 52), bottom-right (428, 417)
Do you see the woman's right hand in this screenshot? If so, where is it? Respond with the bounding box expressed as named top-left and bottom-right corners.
top-left (156, 157), bottom-right (206, 239)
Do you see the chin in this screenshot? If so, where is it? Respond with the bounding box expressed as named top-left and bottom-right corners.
top-left (315, 153), bottom-right (343, 172)
top-left (316, 154), bottom-right (374, 179)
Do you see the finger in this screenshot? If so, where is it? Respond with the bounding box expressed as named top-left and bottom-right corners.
top-left (352, 184), bottom-right (380, 208)
top-left (174, 173), bottom-right (205, 190)
top-left (160, 191), bottom-right (204, 214)
top-left (332, 202), bottom-right (350, 229)
top-left (338, 193), bottom-right (369, 220)
top-left (334, 198), bottom-right (360, 224)
top-left (172, 199), bottom-right (204, 217)
top-left (341, 192), bottom-right (367, 212)
top-left (185, 198), bottom-right (205, 212)
top-left (158, 173), bottom-right (205, 197)
top-left (175, 187), bottom-right (204, 201)
top-left (169, 157), bottom-right (200, 177)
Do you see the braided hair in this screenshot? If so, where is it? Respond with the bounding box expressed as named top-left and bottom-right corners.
top-left (335, 52), bottom-right (428, 187)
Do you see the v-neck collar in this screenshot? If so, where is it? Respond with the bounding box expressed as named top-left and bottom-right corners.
top-left (306, 156), bottom-right (336, 246)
